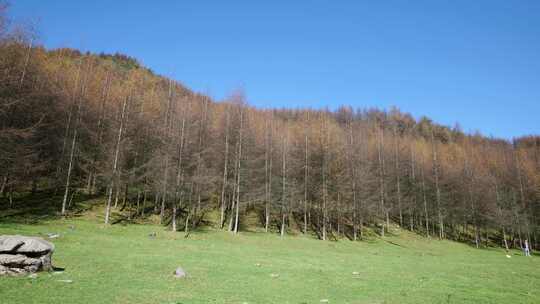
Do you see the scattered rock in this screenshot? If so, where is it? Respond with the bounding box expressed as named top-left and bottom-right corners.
top-left (270, 273), bottom-right (279, 278)
top-left (46, 233), bottom-right (60, 239)
top-left (0, 235), bottom-right (55, 276)
top-left (173, 267), bottom-right (186, 278)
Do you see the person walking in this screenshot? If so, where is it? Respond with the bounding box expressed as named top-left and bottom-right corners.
top-left (524, 240), bottom-right (531, 257)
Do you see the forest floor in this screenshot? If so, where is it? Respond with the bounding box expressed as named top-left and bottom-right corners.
top-left (0, 195), bottom-right (539, 304)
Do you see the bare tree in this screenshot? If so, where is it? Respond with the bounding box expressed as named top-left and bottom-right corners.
top-left (104, 94), bottom-right (129, 224)
top-left (233, 105), bottom-right (244, 234)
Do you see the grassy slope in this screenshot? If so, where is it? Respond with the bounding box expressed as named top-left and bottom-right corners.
top-left (0, 202), bottom-right (539, 304)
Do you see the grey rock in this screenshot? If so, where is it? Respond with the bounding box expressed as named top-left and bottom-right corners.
top-left (173, 267), bottom-right (186, 278)
top-left (0, 235), bottom-right (54, 276)
top-left (0, 238), bottom-right (24, 252)
top-left (8, 236), bottom-right (55, 254)
top-left (0, 254), bottom-right (41, 267)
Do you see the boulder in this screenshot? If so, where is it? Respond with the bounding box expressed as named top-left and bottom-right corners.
top-left (0, 235), bottom-right (54, 276)
top-left (0, 238), bottom-right (24, 252)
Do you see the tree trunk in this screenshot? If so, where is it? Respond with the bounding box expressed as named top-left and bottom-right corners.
top-left (193, 97), bottom-right (208, 222)
top-left (8, 184), bottom-right (13, 208)
top-left (394, 126), bottom-right (403, 227)
top-left (377, 126), bottom-right (386, 236)
top-left (266, 114), bottom-right (274, 233)
top-left (336, 193), bottom-right (341, 238)
top-left (61, 69), bottom-right (85, 216)
top-left (89, 72), bottom-right (110, 195)
top-left (220, 105), bottom-right (230, 229)
top-left (114, 181), bottom-right (120, 209)
top-left (173, 102), bottom-right (187, 231)
top-left (409, 143), bottom-right (417, 232)
top-left (105, 95), bottom-right (128, 224)
top-left (321, 118), bottom-right (329, 241)
top-left (515, 150), bottom-right (532, 250)
top-left (136, 191), bottom-right (141, 215)
top-left (233, 106), bottom-right (244, 234)
top-left (228, 191), bottom-right (235, 232)
top-left (19, 38), bottom-right (33, 88)
top-left (280, 127), bottom-right (288, 238)
top-left (0, 175), bottom-right (8, 198)
top-left (159, 80), bottom-right (174, 225)
top-left (421, 153), bottom-right (429, 237)
top-left (431, 131), bottom-right (444, 239)
top-left (303, 113), bottom-right (309, 234)
top-left (141, 190), bottom-right (147, 217)
top-left (265, 124), bottom-right (270, 233)
top-left (348, 122), bottom-right (358, 241)
top-left (55, 60), bottom-right (83, 195)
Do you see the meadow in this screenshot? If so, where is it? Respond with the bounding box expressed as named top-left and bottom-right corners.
top-left (0, 198), bottom-right (538, 304)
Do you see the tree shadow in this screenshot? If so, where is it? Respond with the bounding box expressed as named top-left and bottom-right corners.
top-left (0, 189), bottom-right (98, 225)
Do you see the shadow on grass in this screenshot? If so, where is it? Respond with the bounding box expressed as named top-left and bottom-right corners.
top-left (0, 189), bottom-right (98, 225)
top-left (106, 207), bottom-right (216, 239)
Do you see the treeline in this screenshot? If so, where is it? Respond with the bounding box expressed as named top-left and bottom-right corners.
top-left (1, 11), bottom-right (538, 250)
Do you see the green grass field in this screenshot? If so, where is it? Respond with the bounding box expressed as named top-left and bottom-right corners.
top-left (0, 199), bottom-right (539, 304)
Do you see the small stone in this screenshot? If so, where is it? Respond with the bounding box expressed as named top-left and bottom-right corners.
top-left (270, 273), bottom-right (279, 278)
top-left (320, 299), bottom-right (329, 303)
top-left (174, 267), bottom-right (186, 278)
top-left (57, 279), bottom-right (73, 283)
top-left (46, 233), bottom-right (60, 239)
top-left (352, 271), bottom-right (360, 275)
top-left (28, 273), bottom-right (38, 279)
top-left (506, 255), bottom-right (511, 258)
top-left (254, 263), bottom-right (261, 267)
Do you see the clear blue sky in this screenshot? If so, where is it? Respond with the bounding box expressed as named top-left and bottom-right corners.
top-left (12, 1), bottom-right (540, 139)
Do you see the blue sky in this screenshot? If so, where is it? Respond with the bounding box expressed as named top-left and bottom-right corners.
top-left (12, 1), bottom-right (540, 139)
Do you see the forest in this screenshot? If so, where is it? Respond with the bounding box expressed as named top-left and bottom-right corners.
top-left (1, 5), bottom-right (539, 251)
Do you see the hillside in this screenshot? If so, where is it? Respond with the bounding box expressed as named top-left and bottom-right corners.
top-left (1, 31), bottom-right (539, 251)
